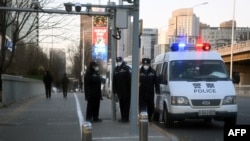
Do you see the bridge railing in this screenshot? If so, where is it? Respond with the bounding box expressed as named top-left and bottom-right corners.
top-left (213, 40), bottom-right (250, 56)
top-left (235, 85), bottom-right (250, 96)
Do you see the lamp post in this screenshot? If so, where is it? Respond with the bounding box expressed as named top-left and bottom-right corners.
top-left (187, 2), bottom-right (208, 43)
top-left (230, 0), bottom-right (236, 79)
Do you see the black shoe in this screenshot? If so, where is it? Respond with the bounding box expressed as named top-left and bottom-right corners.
top-left (92, 119), bottom-right (102, 122)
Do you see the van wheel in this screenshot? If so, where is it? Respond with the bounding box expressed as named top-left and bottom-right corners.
top-left (152, 111), bottom-right (160, 122)
top-left (224, 117), bottom-right (236, 125)
top-left (163, 106), bottom-right (174, 127)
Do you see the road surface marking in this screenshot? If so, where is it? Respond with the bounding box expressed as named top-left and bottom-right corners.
top-left (74, 93), bottom-right (84, 137)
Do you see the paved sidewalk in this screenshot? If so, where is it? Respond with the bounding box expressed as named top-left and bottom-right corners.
top-left (88, 97), bottom-right (176, 141)
top-left (0, 93), bottom-right (176, 141)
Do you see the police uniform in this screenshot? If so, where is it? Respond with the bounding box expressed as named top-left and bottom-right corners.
top-left (113, 57), bottom-right (131, 122)
top-left (84, 61), bottom-right (102, 122)
top-left (139, 58), bottom-right (160, 122)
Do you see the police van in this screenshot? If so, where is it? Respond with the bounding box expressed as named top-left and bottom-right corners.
top-left (152, 42), bottom-right (238, 127)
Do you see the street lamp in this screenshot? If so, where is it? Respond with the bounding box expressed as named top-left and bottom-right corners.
top-left (230, 0), bottom-right (236, 79)
top-left (187, 2), bottom-right (208, 43)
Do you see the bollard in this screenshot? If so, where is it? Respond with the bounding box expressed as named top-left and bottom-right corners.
top-left (139, 112), bottom-right (148, 141)
top-left (82, 122), bottom-right (92, 141)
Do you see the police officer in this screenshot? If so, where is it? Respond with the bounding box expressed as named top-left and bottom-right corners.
top-left (139, 58), bottom-right (160, 122)
top-left (84, 61), bottom-right (102, 122)
top-left (113, 57), bottom-right (131, 122)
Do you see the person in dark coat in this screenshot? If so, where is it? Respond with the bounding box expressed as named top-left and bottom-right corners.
top-left (43, 70), bottom-right (53, 99)
top-left (113, 57), bottom-right (131, 122)
top-left (139, 58), bottom-right (160, 122)
top-left (84, 61), bottom-right (102, 122)
top-left (61, 73), bottom-right (69, 98)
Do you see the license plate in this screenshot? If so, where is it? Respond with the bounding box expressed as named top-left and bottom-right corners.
top-left (198, 110), bottom-right (216, 116)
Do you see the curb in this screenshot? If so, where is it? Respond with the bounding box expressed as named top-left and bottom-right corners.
top-left (150, 123), bottom-right (179, 141)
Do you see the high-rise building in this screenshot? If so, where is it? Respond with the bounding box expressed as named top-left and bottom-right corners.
top-left (167, 8), bottom-right (200, 44)
top-left (50, 48), bottom-right (66, 81)
top-left (140, 28), bottom-right (158, 60)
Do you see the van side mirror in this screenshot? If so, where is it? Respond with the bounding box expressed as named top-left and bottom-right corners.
top-left (158, 74), bottom-right (168, 85)
top-left (232, 72), bottom-right (240, 84)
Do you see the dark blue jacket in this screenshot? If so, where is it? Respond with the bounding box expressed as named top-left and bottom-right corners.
top-left (84, 67), bottom-right (102, 101)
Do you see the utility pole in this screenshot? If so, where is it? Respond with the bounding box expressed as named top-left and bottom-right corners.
top-left (130, 0), bottom-right (140, 135)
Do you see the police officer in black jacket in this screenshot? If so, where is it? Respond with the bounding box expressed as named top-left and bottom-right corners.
top-left (113, 57), bottom-right (131, 122)
top-left (139, 58), bottom-right (160, 122)
top-left (84, 61), bottom-right (102, 122)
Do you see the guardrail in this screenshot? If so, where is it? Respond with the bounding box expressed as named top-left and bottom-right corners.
top-left (235, 85), bottom-right (250, 97)
top-left (1, 74), bottom-right (44, 106)
top-left (213, 40), bottom-right (250, 56)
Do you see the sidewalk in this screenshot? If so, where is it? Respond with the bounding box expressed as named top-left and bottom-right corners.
top-left (89, 97), bottom-right (176, 141)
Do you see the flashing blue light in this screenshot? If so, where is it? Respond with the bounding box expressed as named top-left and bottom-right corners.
top-left (171, 43), bottom-right (186, 51)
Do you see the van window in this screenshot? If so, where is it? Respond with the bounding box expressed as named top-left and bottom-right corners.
top-left (169, 60), bottom-right (230, 81)
top-left (155, 64), bottom-right (162, 76)
top-left (162, 62), bottom-right (168, 83)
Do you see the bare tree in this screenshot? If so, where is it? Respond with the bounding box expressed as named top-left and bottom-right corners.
top-left (7, 41), bottom-right (49, 76)
top-left (0, 0), bottom-right (72, 74)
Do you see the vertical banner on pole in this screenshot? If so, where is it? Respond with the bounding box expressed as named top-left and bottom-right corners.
top-left (92, 15), bottom-right (108, 62)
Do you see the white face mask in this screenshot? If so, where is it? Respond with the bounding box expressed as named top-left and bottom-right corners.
top-left (94, 67), bottom-right (99, 71)
top-left (117, 62), bottom-right (122, 66)
top-left (143, 65), bottom-right (149, 70)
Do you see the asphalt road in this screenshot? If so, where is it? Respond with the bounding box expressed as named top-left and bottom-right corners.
top-left (152, 96), bottom-right (250, 141)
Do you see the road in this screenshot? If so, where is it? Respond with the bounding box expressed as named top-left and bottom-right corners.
top-left (1, 92), bottom-right (249, 141)
top-left (0, 93), bottom-right (85, 141)
top-left (0, 92), bottom-right (171, 141)
top-left (152, 96), bottom-right (250, 141)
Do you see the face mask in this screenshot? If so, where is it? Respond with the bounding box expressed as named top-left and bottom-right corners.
top-left (117, 62), bottom-right (122, 66)
top-left (143, 65), bottom-right (149, 70)
top-left (94, 67), bottom-right (99, 71)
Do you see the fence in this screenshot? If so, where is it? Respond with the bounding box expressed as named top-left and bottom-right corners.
top-left (1, 74), bottom-right (44, 105)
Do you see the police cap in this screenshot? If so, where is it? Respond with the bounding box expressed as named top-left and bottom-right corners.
top-left (116, 57), bottom-right (123, 62)
top-left (142, 58), bottom-right (151, 65)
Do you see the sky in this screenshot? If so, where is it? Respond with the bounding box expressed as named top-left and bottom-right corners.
top-left (59, 0), bottom-right (249, 28)
top-left (42, 0), bottom-right (250, 48)
top-left (139, 0), bottom-right (250, 28)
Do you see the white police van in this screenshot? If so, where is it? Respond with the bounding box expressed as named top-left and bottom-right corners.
top-left (152, 42), bottom-right (238, 127)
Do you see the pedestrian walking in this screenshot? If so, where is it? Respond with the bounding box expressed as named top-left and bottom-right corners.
top-left (84, 61), bottom-right (102, 122)
top-left (43, 70), bottom-right (53, 99)
top-left (113, 57), bottom-right (131, 122)
top-left (139, 58), bottom-right (160, 122)
top-left (61, 73), bottom-right (69, 98)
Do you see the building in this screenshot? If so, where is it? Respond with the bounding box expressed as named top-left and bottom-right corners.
top-left (200, 22), bottom-right (250, 48)
top-left (140, 28), bottom-right (158, 60)
top-left (167, 8), bottom-right (200, 44)
top-left (50, 47), bottom-right (66, 85)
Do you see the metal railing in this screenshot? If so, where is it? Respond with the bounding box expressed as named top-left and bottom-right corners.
top-left (235, 85), bottom-right (250, 96)
top-left (213, 40), bottom-right (250, 56)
